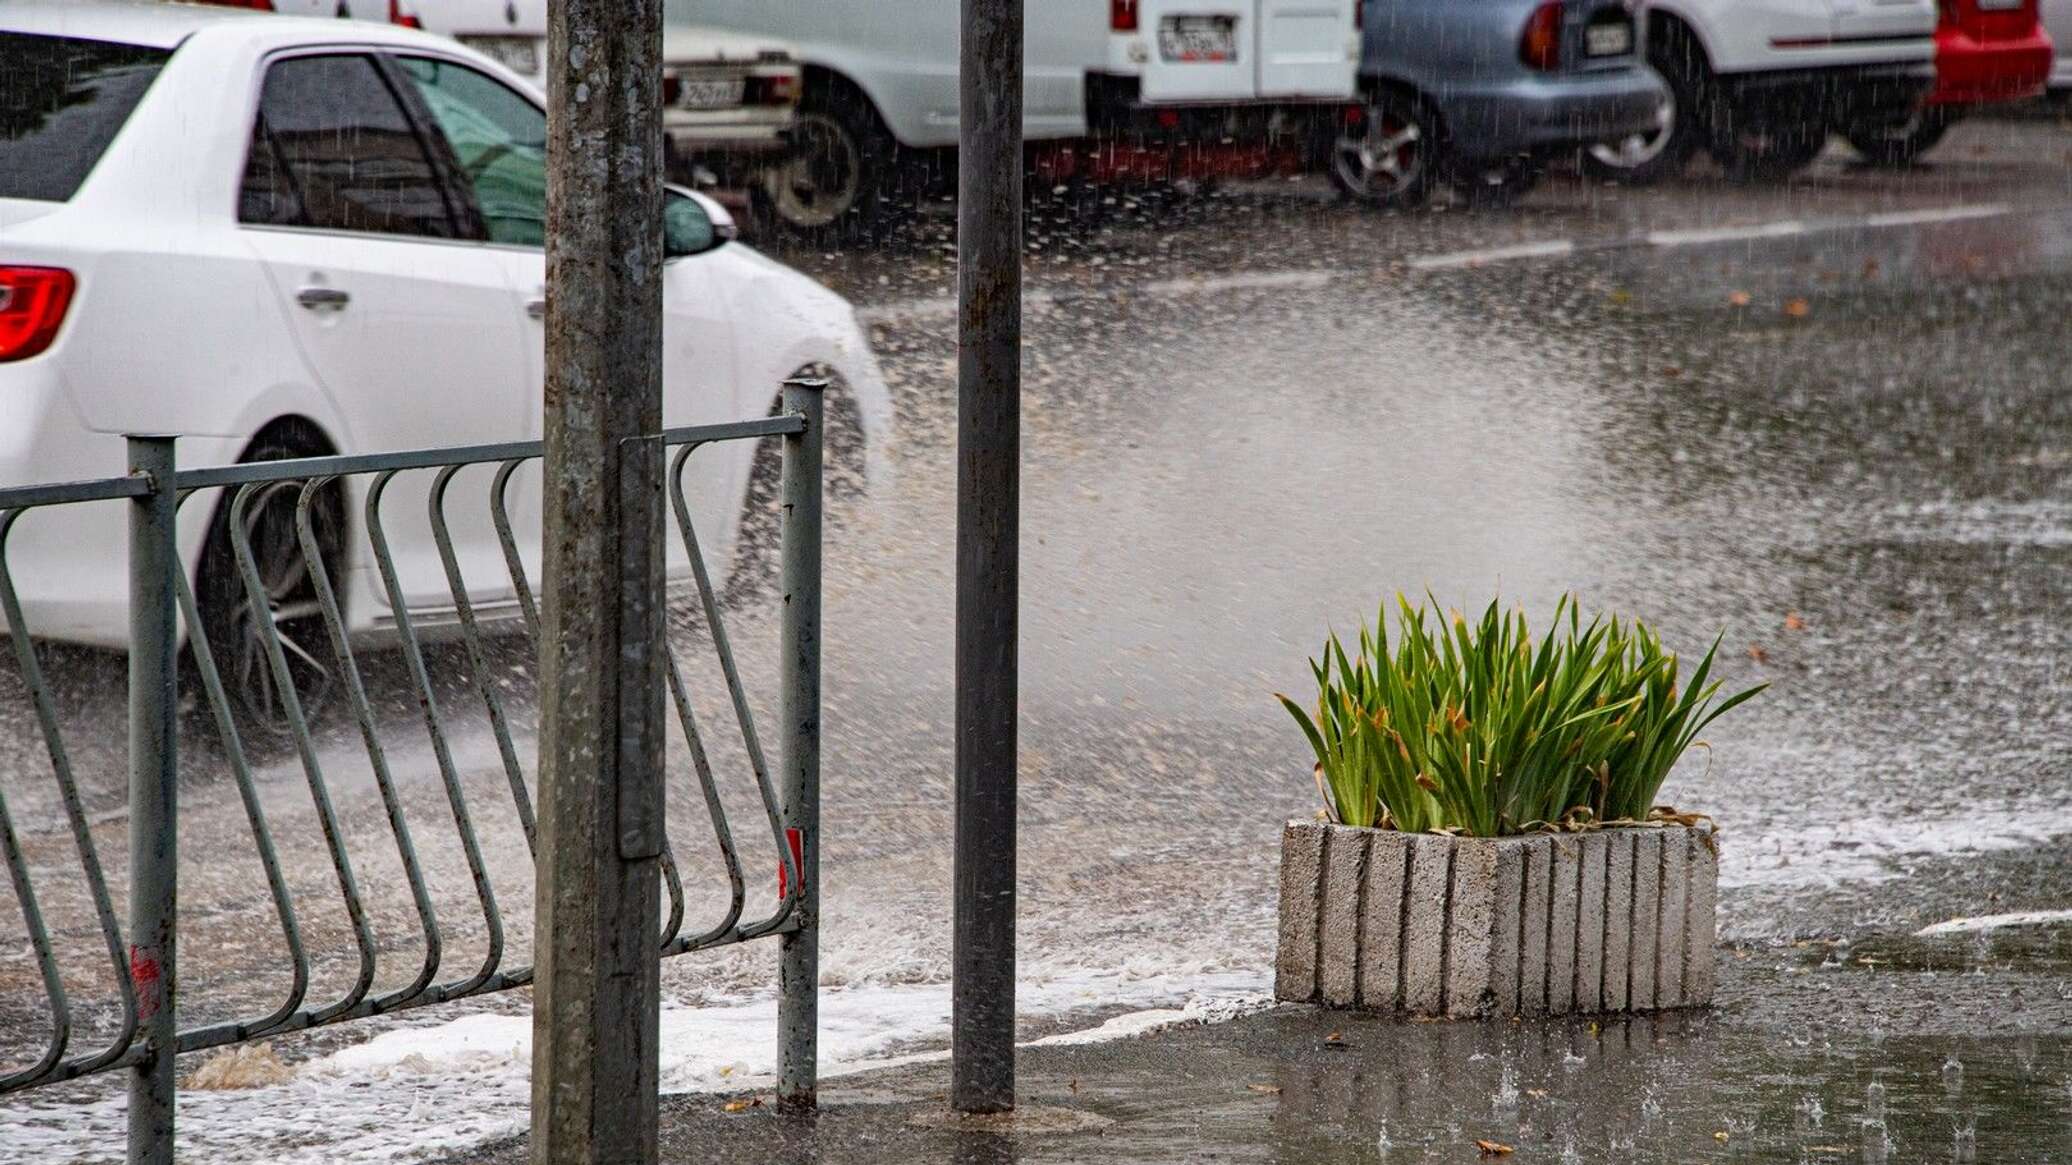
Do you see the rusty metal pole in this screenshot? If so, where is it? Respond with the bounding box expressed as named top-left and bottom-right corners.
top-left (125, 434), bottom-right (178, 1165)
top-left (952, 0), bottom-right (1023, 1117)
top-left (531, 0), bottom-right (667, 1161)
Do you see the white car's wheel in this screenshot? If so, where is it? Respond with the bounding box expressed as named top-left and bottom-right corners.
top-left (193, 425), bottom-right (343, 746)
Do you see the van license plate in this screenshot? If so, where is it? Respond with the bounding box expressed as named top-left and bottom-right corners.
top-left (677, 79), bottom-right (747, 110)
top-left (1585, 23), bottom-right (1633, 57)
top-left (460, 35), bottom-right (541, 77)
top-left (1159, 16), bottom-right (1238, 63)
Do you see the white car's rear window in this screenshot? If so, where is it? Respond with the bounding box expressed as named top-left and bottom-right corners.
top-left (0, 32), bottom-right (171, 203)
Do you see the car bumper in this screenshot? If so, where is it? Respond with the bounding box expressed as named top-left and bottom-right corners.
top-left (0, 375), bottom-right (239, 648)
top-left (1930, 25), bottom-right (2055, 106)
top-left (1432, 66), bottom-right (1670, 160)
top-left (1719, 60), bottom-right (1937, 131)
top-left (1084, 74), bottom-right (1356, 139)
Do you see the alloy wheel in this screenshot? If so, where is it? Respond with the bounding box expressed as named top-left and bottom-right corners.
top-left (224, 481), bottom-right (335, 739)
top-left (1590, 89), bottom-right (1677, 170)
top-left (1332, 107), bottom-right (1426, 204)
top-left (765, 112), bottom-right (864, 230)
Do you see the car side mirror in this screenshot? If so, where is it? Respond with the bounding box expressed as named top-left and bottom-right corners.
top-left (664, 186), bottom-right (736, 259)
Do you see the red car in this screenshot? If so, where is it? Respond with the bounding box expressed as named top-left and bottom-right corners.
top-left (1847, 0), bottom-right (2055, 164)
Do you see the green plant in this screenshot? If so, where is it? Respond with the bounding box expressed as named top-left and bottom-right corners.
top-left (1277, 595), bottom-right (1764, 836)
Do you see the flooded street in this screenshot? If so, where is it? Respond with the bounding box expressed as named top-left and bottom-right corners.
top-left (4, 118), bottom-right (2071, 1161)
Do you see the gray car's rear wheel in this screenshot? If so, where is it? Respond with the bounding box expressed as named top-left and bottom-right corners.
top-left (1330, 91), bottom-right (1437, 210)
top-left (1580, 30), bottom-right (1705, 185)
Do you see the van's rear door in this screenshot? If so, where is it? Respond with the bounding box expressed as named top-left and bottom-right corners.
top-left (1137, 0), bottom-right (1256, 101)
top-left (1255, 0), bottom-right (1356, 97)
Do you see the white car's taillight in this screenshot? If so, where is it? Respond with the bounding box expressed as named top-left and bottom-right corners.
top-left (0, 267), bottom-right (75, 363)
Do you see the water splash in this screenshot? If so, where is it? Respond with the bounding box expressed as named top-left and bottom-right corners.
top-left (1796, 1094), bottom-right (1825, 1131)
top-left (1952, 1116), bottom-right (1977, 1163)
top-left (1492, 1064), bottom-right (1520, 1116)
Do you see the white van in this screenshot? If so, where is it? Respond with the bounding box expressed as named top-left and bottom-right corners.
top-left (677, 0), bottom-right (1362, 232)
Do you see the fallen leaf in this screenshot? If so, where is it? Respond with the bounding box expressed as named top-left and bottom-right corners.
top-left (1784, 612), bottom-right (1807, 632)
top-left (1714, 1130), bottom-right (1731, 1143)
top-left (1588, 1022), bottom-right (1601, 1037)
top-left (1525, 1089), bottom-right (1549, 1100)
top-left (1607, 289), bottom-right (1634, 305)
top-left (722, 1099), bottom-right (759, 1114)
top-left (1784, 298), bottom-right (1810, 318)
top-left (1069, 1077), bottom-right (1081, 1093)
top-left (1662, 365), bottom-right (1683, 378)
top-left (1748, 644), bottom-right (1769, 664)
top-left (1476, 1140), bottom-right (1516, 1157)
top-left (1247, 1084), bottom-right (1281, 1095)
top-left (1727, 290), bottom-right (1752, 307)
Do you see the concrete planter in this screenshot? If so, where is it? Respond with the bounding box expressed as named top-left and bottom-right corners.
top-left (1275, 821), bottom-right (1718, 1018)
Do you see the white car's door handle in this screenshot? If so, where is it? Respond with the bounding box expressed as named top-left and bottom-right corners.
top-left (296, 286), bottom-right (350, 312)
top-left (525, 297), bottom-right (546, 320)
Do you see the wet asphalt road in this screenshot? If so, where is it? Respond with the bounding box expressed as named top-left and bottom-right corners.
top-left (3, 114), bottom-right (2070, 1161)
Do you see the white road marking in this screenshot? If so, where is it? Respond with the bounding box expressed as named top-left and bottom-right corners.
top-left (1646, 220), bottom-right (1808, 247)
top-left (1862, 202), bottom-right (2013, 229)
top-left (1915, 909), bottom-right (2072, 938)
top-left (1139, 268), bottom-right (1343, 296)
top-left (1406, 239), bottom-right (1576, 271)
top-left (853, 202), bottom-right (2030, 321)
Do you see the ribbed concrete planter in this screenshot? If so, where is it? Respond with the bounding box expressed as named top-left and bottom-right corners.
top-left (1275, 822), bottom-right (1718, 1018)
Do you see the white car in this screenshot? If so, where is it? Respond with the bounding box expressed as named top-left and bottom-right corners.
top-left (682, 0), bottom-right (1362, 233)
top-left (2047, 0), bottom-right (2072, 91)
top-left (1583, 0), bottom-right (1938, 182)
top-left (212, 2), bottom-right (808, 180)
top-left (0, 1), bottom-right (889, 724)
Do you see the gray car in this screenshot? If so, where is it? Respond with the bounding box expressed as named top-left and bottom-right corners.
top-left (1336, 0), bottom-right (1667, 207)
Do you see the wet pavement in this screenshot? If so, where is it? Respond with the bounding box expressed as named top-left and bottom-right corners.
top-left (3, 115), bottom-right (2071, 1161)
top-left (443, 990), bottom-right (2072, 1165)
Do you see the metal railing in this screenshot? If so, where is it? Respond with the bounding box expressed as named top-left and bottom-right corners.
top-left (0, 381), bottom-right (824, 1157)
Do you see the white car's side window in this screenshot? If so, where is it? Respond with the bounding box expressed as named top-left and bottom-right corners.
top-left (239, 53), bottom-right (460, 239)
top-left (393, 56), bottom-right (548, 247)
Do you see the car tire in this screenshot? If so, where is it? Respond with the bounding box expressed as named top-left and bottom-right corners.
top-left (1329, 90), bottom-right (1439, 211)
top-left (1579, 31), bottom-right (1704, 184)
top-left (761, 80), bottom-right (900, 240)
top-left (191, 421), bottom-right (344, 750)
top-left (1844, 108), bottom-right (1955, 167)
top-left (721, 372), bottom-right (868, 609)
